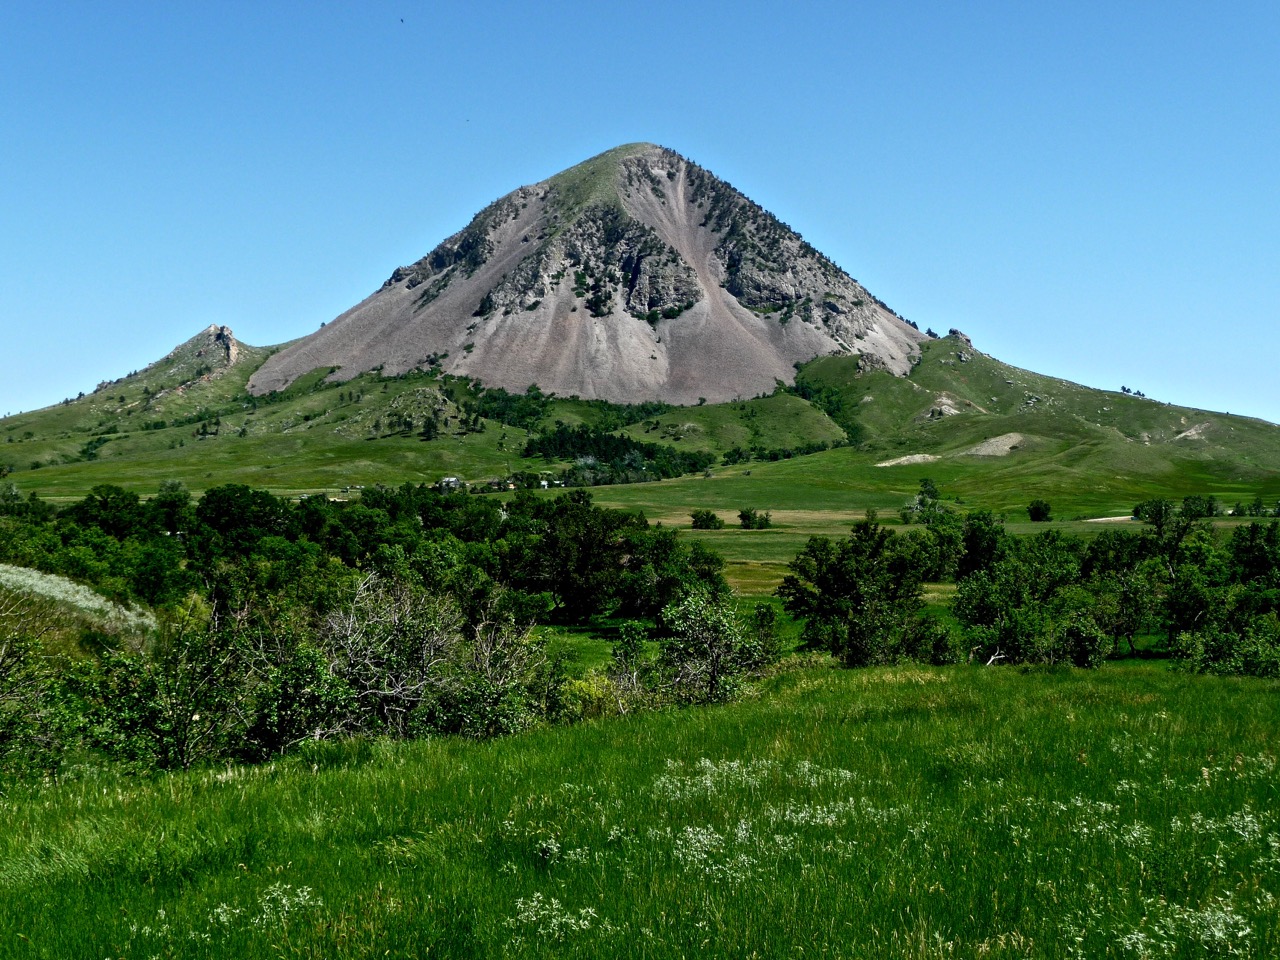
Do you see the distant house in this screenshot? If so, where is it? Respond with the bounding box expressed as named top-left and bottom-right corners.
top-left (437, 476), bottom-right (464, 491)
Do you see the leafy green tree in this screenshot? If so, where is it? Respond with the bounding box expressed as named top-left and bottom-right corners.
top-left (690, 509), bottom-right (725, 530)
top-left (616, 527), bottom-right (727, 619)
top-left (1027, 499), bottom-right (1052, 522)
top-left (899, 480), bottom-right (945, 525)
top-left (1228, 520), bottom-right (1280, 588)
top-left (194, 484), bottom-right (296, 560)
top-left (917, 508), bottom-right (965, 581)
top-left (956, 510), bottom-right (1008, 580)
top-left (0, 482), bottom-right (25, 517)
top-left (1082, 529), bottom-right (1151, 579)
top-left (1084, 563), bottom-right (1163, 655)
top-left (778, 518), bottom-right (925, 666)
top-left (953, 530), bottom-right (1086, 664)
top-left (738, 508), bottom-right (772, 529)
top-left (1163, 528), bottom-right (1231, 637)
top-left (147, 480), bottom-right (195, 535)
top-left (62, 485), bottom-right (152, 540)
top-left (1133, 498), bottom-right (1176, 534)
top-left (1051, 586), bottom-right (1113, 668)
top-left (658, 590), bottom-right (758, 703)
top-left (1133, 499), bottom-right (1201, 558)
top-left (1181, 495), bottom-right (1219, 521)
top-left (544, 491), bottom-right (643, 622)
top-left (127, 537), bottom-right (193, 607)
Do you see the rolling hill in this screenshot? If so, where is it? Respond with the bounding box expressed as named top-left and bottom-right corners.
top-left (3, 324), bottom-right (1277, 526)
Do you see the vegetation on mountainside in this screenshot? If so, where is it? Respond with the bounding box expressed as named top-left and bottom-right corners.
top-left (6, 331), bottom-right (1279, 529)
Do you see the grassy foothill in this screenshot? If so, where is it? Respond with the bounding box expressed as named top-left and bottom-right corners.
top-left (1, 663), bottom-right (1276, 958)
top-left (5, 335), bottom-right (1279, 527)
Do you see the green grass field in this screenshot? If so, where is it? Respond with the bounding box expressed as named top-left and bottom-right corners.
top-left (2, 663), bottom-right (1276, 958)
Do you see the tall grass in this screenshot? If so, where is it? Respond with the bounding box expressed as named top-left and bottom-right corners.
top-left (1, 664), bottom-right (1276, 957)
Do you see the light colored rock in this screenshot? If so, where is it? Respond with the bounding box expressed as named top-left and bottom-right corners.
top-left (874, 453), bottom-right (941, 467)
top-left (248, 144), bottom-right (925, 405)
top-left (961, 433), bottom-right (1024, 457)
top-left (1174, 422), bottom-right (1211, 441)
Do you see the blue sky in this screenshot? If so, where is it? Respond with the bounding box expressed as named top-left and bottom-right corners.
top-left (3, 1), bottom-right (1278, 423)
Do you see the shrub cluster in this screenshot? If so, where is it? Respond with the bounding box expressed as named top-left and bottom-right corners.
top-left (779, 499), bottom-right (1280, 675)
top-left (525, 424), bottom-right (715, 485)
top-left (690, 509), bottom-right (725, 530)
top-left (0, 482), bottom-right (753, 777)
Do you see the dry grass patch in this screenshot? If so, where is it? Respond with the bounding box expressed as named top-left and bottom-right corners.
top-left (722, 561), bottom-right (789, 595)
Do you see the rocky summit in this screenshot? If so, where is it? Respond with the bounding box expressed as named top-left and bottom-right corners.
top-left (248, 143), bottom-right (925, 405)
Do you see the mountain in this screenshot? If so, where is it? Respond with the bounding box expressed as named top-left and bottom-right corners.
top-left (3, 146), bottom-right (1277, 516)
top-left (246, 143), bottom-right (925, 405)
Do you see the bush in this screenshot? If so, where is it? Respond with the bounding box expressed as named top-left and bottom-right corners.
top-left (65, 619), bottom-right (251, 771)
top-left (1027, 499), bottom-right (1052, 522)
top-left (555, 673), bottom-right (623, 723)
top-left (658, 591), bottom-right (759, 704)
top-left (1172, 617), bottom-right (1280, 678)
top-left (690, 509), bottom-right (725, 530)
top-left (738, 508), bottom-right (772, 530)
top-left (904, 615), bottom-right (965, 666)
top-left (747, 603), bottom-right (783, 668)
top-left (1062, 611), bottom-right (1111, 669)
top-left (0, 620), bottom-right (64, 776)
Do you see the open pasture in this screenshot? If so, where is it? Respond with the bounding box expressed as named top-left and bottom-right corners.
top-left (2, 664), bottom-right (1276, 959)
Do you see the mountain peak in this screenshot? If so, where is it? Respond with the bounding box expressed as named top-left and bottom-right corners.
top-left (248, 147), bottom-right (924, 404)
top-left (543, 142), bottom-right (666, 211)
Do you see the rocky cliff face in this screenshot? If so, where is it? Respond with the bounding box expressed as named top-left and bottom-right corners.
top-left (248, 144), bottom-right (925, 404)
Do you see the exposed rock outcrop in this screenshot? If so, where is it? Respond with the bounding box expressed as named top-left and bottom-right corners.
top-left (248, 144), bottom-right (926, 404)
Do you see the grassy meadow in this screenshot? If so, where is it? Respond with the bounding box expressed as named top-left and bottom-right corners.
top-left (1, 663), bottom-right (1276, 958)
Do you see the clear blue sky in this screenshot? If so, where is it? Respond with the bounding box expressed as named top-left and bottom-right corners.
top-left (3, 1), bottom-right (1278, 422)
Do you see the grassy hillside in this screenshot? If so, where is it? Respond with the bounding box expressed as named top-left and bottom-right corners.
top-left (0, 330), bottom-right (845, 500)
top-left (618, 392), bottom-right (845, 457)
top-left (2, 663), bottom-right (1276, 958)
top-left (1, 339), bottom-right (546, 497)
top-left (3, 331), bottom-right (1277, 536)
top-left (800, 336), bottom-right (1280, 486)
